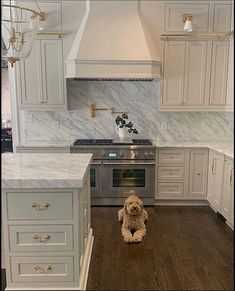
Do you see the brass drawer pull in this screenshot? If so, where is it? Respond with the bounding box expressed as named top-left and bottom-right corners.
top-left (230, 169), bottom-right (233, 187)
top-left (169, 188), bottom-right (173, 191)
top-left (212, 158), bottom-right (216, 174)
top-left (33, 234), bottom-right (50, 242)
top-left (33, 265), bottom-right (51, 273)
top-left (32, 202), bottom-right (49, 210)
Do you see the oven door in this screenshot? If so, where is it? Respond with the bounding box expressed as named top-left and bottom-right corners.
top-left (90, 161), bottom-right (102, 197)
top-left (102, 160), bottom-right (155, 198)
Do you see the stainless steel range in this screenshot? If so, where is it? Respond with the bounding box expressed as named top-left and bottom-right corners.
top-left (70, 139), bottom-right (156, 205)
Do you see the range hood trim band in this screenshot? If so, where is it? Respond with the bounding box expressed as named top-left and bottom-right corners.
top-left (65, 59), bottom-right (161, 79)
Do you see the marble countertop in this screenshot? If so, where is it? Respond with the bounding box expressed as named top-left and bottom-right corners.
top-left (153, 141), bottom-right (233, 158)
top-left (15, 140), bottom-right (233, 158)
top-left (2, 153), bottom-right (93, 189)
top-left (16, 140), bottom-right (72, 147)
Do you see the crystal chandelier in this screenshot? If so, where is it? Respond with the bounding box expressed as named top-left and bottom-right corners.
top-left (1, 0), bottom-right (44, 67)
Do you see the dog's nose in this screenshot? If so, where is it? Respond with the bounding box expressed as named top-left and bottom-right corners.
top-left (133, 206), bottom-right (137, 210)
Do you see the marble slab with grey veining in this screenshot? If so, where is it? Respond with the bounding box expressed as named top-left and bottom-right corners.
top-left (153, 140), bottom-right (233, 158)
top-left (2, 153), bottom-right (93, 189)
top-left (23, 80), bottom-right (233, 143)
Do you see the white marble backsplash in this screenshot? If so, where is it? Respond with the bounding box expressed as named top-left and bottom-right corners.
top-left (24, 80), bottom-right (233, 142)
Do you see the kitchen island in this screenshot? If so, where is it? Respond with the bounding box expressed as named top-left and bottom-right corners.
top-left (2, 153), bottom-right (93, 290)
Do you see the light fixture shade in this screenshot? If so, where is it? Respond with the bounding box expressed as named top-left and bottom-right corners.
top-left (184, 19), bottom-right (193, 32)
top-left (1, 0), bottom-right (41, 67)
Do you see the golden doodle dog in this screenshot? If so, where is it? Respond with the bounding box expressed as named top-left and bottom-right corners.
top-left (118, 195), bottom-right (148, 243)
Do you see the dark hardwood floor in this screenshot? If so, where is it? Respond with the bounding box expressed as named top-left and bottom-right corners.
top-left (1, 206), bottom-right (234, 291)
top-left (86, 206), bottom-right (234, 291)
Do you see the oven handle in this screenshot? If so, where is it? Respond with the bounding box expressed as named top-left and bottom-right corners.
top-left (102, 161), bottom-right (155, 165)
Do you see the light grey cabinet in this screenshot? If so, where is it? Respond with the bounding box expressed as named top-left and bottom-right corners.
top-left (18, 38), bottom-right (67, 111)
top-left (207, 150), bottom-right (225, 210)
top-left (221, 157), bottom-right (234, 229)
top-left (160, 1), bottom-right (233, 111)
top-left (156, 148), bottom-right (208, 199)
top-left (2, 171), bottom-right (93, 290)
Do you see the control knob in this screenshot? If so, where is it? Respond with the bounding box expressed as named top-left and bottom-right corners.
top-left (119, 152), bottom-right (124, 158)
top-left (144, 152), bottom-right (149, 159)
top-left (148, 152), bottom-right (154, 159)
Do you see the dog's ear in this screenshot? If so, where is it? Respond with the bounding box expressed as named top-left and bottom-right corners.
top-left (124, 203), bottom-right (128, 213)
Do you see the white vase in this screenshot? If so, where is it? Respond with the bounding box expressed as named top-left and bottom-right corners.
top-left (116, 126), bottom-right (127, 140)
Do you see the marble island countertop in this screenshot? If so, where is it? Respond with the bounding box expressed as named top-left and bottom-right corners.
top-left (16, 140), bottom-right (73, 148)
top-left (153, 141), bottom-right (233, 158)
top-left (2, 153), bottom-right (93, 189)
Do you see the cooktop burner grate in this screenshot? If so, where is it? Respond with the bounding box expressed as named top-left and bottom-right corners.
top-left (73, 139), bottom-right (152, 146)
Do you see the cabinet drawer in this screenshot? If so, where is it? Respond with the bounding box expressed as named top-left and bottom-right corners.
top-left (157, 183), bottom-right (184, 196)
top-left (158, 166), bottom-right (184, 180)
top-left (158, 149), bottom-right (185, 164)
top-left (6, 192), bottom-right (73, 220)
top-left (9, 225), bottom-right (73, 252)
top-left (11, 256), bottom-right (73, 283)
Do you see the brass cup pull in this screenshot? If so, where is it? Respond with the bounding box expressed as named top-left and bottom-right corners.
top-left (33, 234), bottom-right (50, 242)
top-left (33, 265), bottom-right (51, 273)
top-left (32, 202), bottom-right (49, 210)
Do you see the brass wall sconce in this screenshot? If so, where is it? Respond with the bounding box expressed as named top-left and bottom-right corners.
top-left (183, 14), bottom-right (193, 32)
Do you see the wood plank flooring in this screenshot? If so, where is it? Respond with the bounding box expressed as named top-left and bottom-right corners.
top-left (86, 206), bottom-right (234, 291)
top-left (1, 206), bottom-right (234, 291)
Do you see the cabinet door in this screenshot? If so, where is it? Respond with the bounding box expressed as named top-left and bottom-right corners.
top-left (189, 149), bottom-right (208, 197)
top-left (162, 41), bottom-right (185, 106)
top-left (213, 4), bottom-right (232, 32)
top-left (221, 158), bottom-right (234, 225)
top-left (19, 40), bottom-right (43, 106)
top-left (226, 38), bottom-right (234, 110)
top-left (207, 151), bottom-right (224, 211)
top-left (209, 40), bottom-right (230, 106)
top-left (183, 41), bottom-right (208, 105)
top-left (41, 39), bottom-right (65, 106)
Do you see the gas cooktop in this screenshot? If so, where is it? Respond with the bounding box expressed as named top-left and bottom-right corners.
top-left (73, 139), bottom-right (153, 146)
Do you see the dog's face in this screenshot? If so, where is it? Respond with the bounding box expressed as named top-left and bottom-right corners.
top-left (124, 195), bottom-right (143, 216)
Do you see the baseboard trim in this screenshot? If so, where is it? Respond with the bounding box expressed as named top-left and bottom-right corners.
top-left (155, 200), bottom-right (209, 206)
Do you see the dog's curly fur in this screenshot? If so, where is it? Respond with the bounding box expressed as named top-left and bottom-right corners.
top-left (118, 195), bottom-right (148, 243)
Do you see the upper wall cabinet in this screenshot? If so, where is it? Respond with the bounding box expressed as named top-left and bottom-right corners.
top-left (20, 2), bottom-right (62, 31)
top-left (15, 2), bottom-right (66, 111)
top-left (160, 1), bottom-right (233, 112)
top-left (164, 3), bottom-right (210, 32)
top-left (213, 4), bottom-right (232, 32)
top-left (18, 38), bottom-right (67, 110)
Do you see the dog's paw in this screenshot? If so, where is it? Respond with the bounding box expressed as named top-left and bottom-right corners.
top-left (133, 235), bottom-right (143, 243)
top-left (124, 236), bottom-right (133, 243)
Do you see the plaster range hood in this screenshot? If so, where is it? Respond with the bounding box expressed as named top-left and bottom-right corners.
top-left (65, 0), bottom-right (161, 80)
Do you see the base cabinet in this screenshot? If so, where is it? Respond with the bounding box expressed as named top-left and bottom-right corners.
top-left (156, 148), bottom-right (208, 199)
top-left (207, 150), bottom-right (225, 210)
top-left (221, 157), bottom-right (234, 229)
top-left (2, 171), bottom-right (93, 290)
